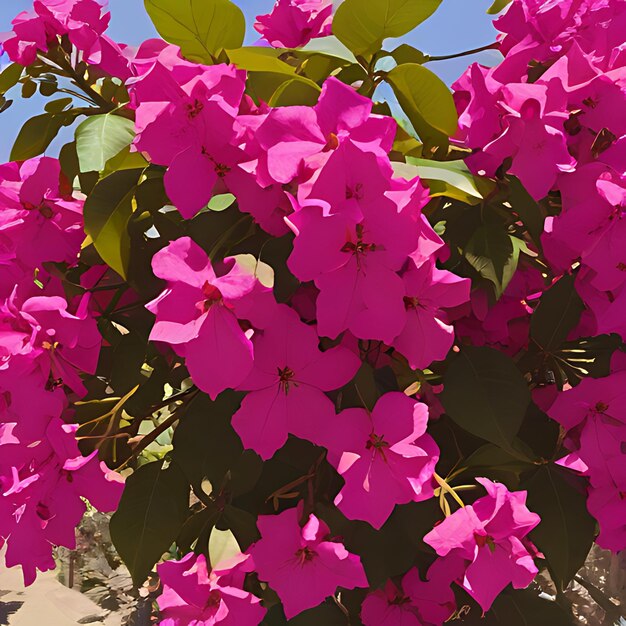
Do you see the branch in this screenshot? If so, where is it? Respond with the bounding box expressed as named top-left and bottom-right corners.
top-left (428, 43), bottom-right (499, 62)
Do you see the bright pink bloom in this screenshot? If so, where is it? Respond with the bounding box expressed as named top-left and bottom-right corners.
top-left (468, 81), bottom-right (575, 200)
top-left (255, 77), bottom-right (395, 187)
top-left (1, 418), bottom-right (124, 586)
top-left (286, 194), bottom-right (421, 342)
top-left (0, 157), bottom-right (84, 280)
top-left (326, 392), bottom-right (438, 529)
top-left (157, 553), bottom-right (265, 626)
top-left (232, 304), bottom-right (360, 459)
top-left (254, 0), bottom-right (333, 49)
top-left (424, 478), bottom-right (540, 612)
top-left (0, 291), bottom-right (101, 397)
top-left (130, 61), bottom-right (248, 218)
top-left (147, 237), bottom-right (275, 399)
top-left (361, 559), bottom-right (460, 626)
top-left (393, 260), bottom-right (470, 370)
top-left (248, 506), bottom-right (368, 619)
top-left (2, 0), bottom-right (110, 66)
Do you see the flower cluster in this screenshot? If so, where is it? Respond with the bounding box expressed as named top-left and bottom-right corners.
top-left (1, 0), bottom-right (110, 66)
top-left (11, 0), bottom-right (626, 621)
top-left (254, 0), bottom-right (333, 49)
top-left (454, 0), bottom-right (626, 553)
top-left (0, 157), bottom-right (123, 585)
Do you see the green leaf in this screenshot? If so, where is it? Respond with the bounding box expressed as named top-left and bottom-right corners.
top-left (476, 589), bottom-right (573, 625)
top-left (507, 177), bottom-right (545, 249)
top-left (10, 112), bottom-right (72, 161)
top-left (524, 465), bottom-right (596, 590)
top-left (550, 333), bottom-right (622, 387)
top-left (465, 225), bottom-right (517, 297)
top-left (0, 63), bottom-right (23, 96)
top-left (207, 193), bottom-right (236, 212)
top-left (172, 393), bottom-right (261, 495)
top-left (208, 528), bottom-right (240, 569)
top-left (268, 78), bottom-right (321, 107)
top-left (75, 113), bottom-right (135, 173)
top-left (393, 158), bottom-right (493, 205)
top-left (530, 274), bottom-right (584, 352)
top-left (227, 47), bottom-right (321, 103)
top-left (441, 346), bottom-right (531, 450)
top-left (144, 0), bottom-right (245, 63)
top-left (103, 146), bottom-right (149, 176)
top-left (83, 169), bottom-right (142, 279)
top-left (487, 0), bottom-right (513, 14)
top-left (390, 43), bottom-right (430, 65)
top-left (110, 460), bottom-right (190, 586)
top-left (333, 0), bottom-right (443, 57)
top-left (386, 63), bottom-right (457, 148)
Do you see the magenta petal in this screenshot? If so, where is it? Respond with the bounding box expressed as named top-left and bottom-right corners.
top-left (184, 305), bottom-right (254, 399)
top-left (232, 386), bottom-right (287, 460)
top-left (164, 148), bottom-right (217, 219)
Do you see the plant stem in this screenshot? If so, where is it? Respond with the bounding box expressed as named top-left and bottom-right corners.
top-left (428, 43), bottom-right (499, 62)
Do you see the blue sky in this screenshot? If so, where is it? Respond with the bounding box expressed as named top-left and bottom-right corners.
top-left (0, 0), bottom-right (500, 162)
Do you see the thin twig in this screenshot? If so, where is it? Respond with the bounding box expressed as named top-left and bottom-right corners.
top-left (429, 42), bottom-right (499, 62)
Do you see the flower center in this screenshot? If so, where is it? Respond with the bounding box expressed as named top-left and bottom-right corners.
top-left (205, 589), bottom-right (221, 609)
top-left (278, 366), bottom-right (296, 394)
top-left (199, 282), bottom-right (223, 313)
top-left (366, 432), bottom-right (389, 460)
top-left (595, 401), bottom-right (609, 413)
top-left (341, 224), bottom-right (377, 258)
top-left (323, 132), bottom-right (339, 151)
top-left (295, 546), bottom-right (317, 565)
top-left (346, 183), bottom-right (364, 201)
top-left (403, 296), bottom-right (420, 310)
top-left (186, 99), bottom-right (204, 119)
top-left (474, 533), bottom-right (496, 551)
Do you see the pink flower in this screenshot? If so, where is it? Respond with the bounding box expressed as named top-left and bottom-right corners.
top-left (326, 392), bottom-right (439, 529)
top-left (0, 157), bottom-right (85, 279)
top-left (361, 559), bottom-right (460, 626)
top-left (232, 304), bottom-right (360, 459)
top-left (393, 260), bottom-right (470, 370)
top-left (157, 553), bottom-right (265, 626)
top-left (469, 81), bottom-right (576, 200)
top-left (286, 196), bottom-right (419, 342)
top-left (130, 61), bottom-right (248, 218)
top-left (0, 291), bottom-right (101, 397)
top-left (2, 0), bottom-right (110, 66)
top-left (255, 77), bottom-right (395, 187)
top-left (1, 418), bottom-right (123, 586)
top-left (248, 506), bottom-right (368, 619)
top-left (147, 237), bottom-right (275, 399)
top-left (423, 478), bottom-right (540, 612)
top-left (254, 0), bottom-right (333, 49)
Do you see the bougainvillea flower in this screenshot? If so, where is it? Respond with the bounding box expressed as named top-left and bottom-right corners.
top-left (393, 260), bottom-right (471, 370)
top-left (255, 77), bottom-right (395, 187)
top-left (232, 304), bottom-right (359, 459)
top-left (424, 478), bottom-right (540, 611)
top-left (325, 392), bottom-right (438, 528)
top-left (2, 418), bottom-right (123, 586)
top-left (0, 157), bottom-right (85, 273)
top-left (361, 559), bottom-right (460, 626)
top-left (0, 291), bottom-right (100, 396)
top-left (286, 199), bottom-right (419, 341)
top-left (130, 61), bottom-right (247, 218)
top-left (582, 176), bottom-right (626, 291)
top-left (157, 552), bottom-right (266, 626)
top-left (587, 483), bottom-right (626, 552)
top-left (254, 0), bottom-right (333, 49)
top-left (2, 0), bottom-right (110, 66)
top-left (548, 370), bottom-right (626, 431)
top-left (248, 506), bottom-right (368, 618)
top-left (147, 237), bottom-right (274, 399)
